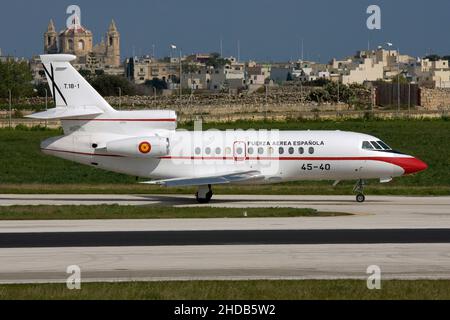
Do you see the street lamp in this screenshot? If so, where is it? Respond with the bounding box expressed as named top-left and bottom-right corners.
top-left (386, 42), bottom-right (400, 112)
top-left (170, 44), bottom-right (182, 101)
top-left (179, 49), bottom-right (182, 101)
top-left (397, 48), bottom-right (401, 112)
top-left (117, 87), bottom-right (122, 109)
top-left (8, 89), bottom-right (12, 129)
top-left (337, 81), bottom-right (340, 104)
top-left (44, 88), bottom-right (48, 111)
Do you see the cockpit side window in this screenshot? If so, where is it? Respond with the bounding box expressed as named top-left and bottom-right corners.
top-left (370, 141), bottom-right (383, 150)
top-left (377, 141), bottom-right (391, 150)
top-left (362, 141), bottom-right (374, 150)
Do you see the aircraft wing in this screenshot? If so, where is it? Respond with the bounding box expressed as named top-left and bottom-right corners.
top-left (142, 170), bottom-right (263, 187)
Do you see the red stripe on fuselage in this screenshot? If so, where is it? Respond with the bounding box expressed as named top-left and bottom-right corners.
top-left (41, 149), bottom-right (426, 174)
top-left (40, 151), bottom-right (413, 164)
top-left (41, 148), bottom-right (124, 157)
top-left (159, 156), bottom-right (412, 162)
top-left (65, 118), bottom-right (176, 122)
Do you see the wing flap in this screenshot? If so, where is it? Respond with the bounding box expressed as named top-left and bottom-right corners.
top-left (142, 170), bottom-right (263, 187)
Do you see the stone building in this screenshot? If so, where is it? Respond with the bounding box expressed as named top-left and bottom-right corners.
top-left (43, 17), bottom-right (121, 69)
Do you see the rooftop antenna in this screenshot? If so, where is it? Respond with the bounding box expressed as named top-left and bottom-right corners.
top-left (301, 38), bottom-right (304, 61)
top-left (237, 39), bottom-right (240, 62)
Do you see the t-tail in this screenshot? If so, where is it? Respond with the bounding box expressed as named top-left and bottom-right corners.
top-left (27, 54), bottom-right (177, 134)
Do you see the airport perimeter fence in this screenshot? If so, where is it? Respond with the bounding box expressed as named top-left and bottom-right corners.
top-left (1, 108), bottom-right (448, 129)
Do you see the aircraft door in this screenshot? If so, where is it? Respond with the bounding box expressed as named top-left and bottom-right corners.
top-left (72, 134), bottom-right (93, 163)
top-left (233, 141), bottom-right (246, 161)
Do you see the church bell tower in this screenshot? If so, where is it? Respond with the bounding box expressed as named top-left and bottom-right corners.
top-left (44, 19), bottom-right (58, 54)
top-left (106, 19), bottom-right (120, 66)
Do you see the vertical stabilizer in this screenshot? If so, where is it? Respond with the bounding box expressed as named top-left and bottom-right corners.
top-left (40, 54), bottom-right (115, 112)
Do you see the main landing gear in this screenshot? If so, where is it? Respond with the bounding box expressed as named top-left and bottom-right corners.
top-left (353, 179), bottom-right (366, 203)
top-left (196, 185), bottom-right (213, 203)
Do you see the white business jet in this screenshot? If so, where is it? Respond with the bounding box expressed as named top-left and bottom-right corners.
top-left (28, 54), bottom-right (427, 203)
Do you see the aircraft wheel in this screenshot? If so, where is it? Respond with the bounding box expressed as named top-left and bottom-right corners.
top-left (196, 191), bottom-right (213, 204)
top-left (356, 193), bottom-right (365, 203)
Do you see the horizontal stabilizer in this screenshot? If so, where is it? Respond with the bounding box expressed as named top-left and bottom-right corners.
top-left (142, 170), bottom-right (263, 187)
top-left (26, 106), bottom-right (104, 120)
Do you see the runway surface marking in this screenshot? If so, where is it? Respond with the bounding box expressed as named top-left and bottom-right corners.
top-left (1, 229), bottom-right (450, 248)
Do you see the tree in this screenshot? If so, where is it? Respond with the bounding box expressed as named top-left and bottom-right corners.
top-left (303, 78), bottom-right (331, 87)
top-left (90, 75), bottom-right (136, 96)
top-left (307, 88), bottom-right (330, 104)
top-left (182, 63), bottom-right (200, 73)
top-left (33, 82), bottom-right (50, 97)
top-left (286, 72), bottom-right (293, 81)
top-left (79, 68), bottom-right (92, 80)
top-left (205, 52), bottom-right (230, 69)
top-left (323, 82), bottom-right (354, 103)
top-left (144, 78), bottom-right (168, 91)
top-left (424, 54), bottom-right (441, 62)
top-left (94, 69), bottom-right (105, 76)
top-left (391, 74), bottom-right (409, 84)
top-left (0, 60), bottom-right (34, 98)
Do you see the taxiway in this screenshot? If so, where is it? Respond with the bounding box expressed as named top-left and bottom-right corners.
top-left (0, 195), bottom-right (448, 283)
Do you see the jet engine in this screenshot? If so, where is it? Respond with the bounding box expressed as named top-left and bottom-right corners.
top-left (105, 136), bottom-right (169, 158)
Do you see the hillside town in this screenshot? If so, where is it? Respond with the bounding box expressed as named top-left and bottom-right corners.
top-left (1, 15), bottom-right (450, 123)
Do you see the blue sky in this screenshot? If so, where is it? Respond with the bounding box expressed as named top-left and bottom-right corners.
top-left (1, 0), bottom-right (449, 61)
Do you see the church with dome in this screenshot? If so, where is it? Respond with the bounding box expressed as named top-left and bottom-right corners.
top-left (43, 17), bottom-right (121, 69)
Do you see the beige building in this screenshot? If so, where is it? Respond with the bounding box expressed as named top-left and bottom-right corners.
top-left (44, 18), bottom-right (121, 68)
top-left (340, 58), bottom-right (384, 85)
top-left (128, 56), bottom-right (179, 85)
top-left (410, 58), bottom-right (450, 88)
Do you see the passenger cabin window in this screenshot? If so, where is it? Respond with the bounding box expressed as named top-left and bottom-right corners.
top-left (215, 147), bottom-right (221, 155)
top-left (205, 147), bottom-right (211, 155)
top-left (309, 147), bottom-right (314, 154)
top-left (248, 147), bottom-right (254, 155)
top-left (195, 147), bottom-right (201, 155)
top-left (299, 147), bottom-right (304, 154)
top-left (279, 147), bottom-right (284, 155)
top-left (258, 147), bottom-right (264, 155)
top-left (288, 147), bottom-right (294, 155)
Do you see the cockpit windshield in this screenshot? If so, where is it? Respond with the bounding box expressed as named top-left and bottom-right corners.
top-left (376, 140), bottom-right (391, 150)
top-left (362, 140), bottom-right (392, 151)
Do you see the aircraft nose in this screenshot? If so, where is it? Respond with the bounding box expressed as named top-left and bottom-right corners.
top-left (401, 157), bottom-right (428, 175)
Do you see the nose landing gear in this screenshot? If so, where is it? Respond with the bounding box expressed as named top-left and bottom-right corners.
top-left (353, 179), bottom-right (366, 203)
top-left (196, 185), bottom-right (213, 203)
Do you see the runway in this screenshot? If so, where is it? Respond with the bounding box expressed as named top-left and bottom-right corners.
top-left (1, 229), bottom-right (450, 248)
top-left (0, 194), bottom-right (449, 283)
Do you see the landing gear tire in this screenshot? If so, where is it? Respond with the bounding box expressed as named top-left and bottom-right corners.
top-left (196, 185), bottom-right (213, 203)
top-left (196, 191), bottom-right (213, 203)
top-left (356, 193), bottom-right (365, 203)
top-left (353, 179), bottom-right (366, 203)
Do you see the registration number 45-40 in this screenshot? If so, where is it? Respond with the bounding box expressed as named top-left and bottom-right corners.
top-left (301, 163), bottom-right (331, 171)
